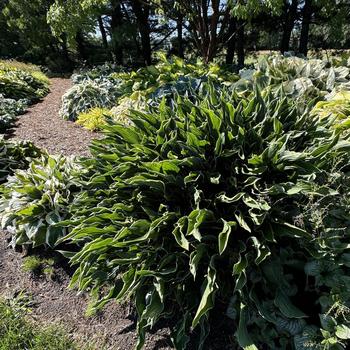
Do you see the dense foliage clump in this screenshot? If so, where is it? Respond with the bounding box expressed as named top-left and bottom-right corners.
top-left (2, 56), bottom-right (350, 350)
top-left (0, 60), bottom-right (50, 133)
top-left (61, 85), bottom-right (350, 349)
top-left (0, 155), bottom-right (83, 248)
top-left (76, 107), bottom-right (113, 131)
top-left (238, 55), bottom-right (350, 112)
top-left (59, 78), bottom-right (121, 122)
top-left (0, 94), bottom-right (27, 133)
top-left (0, 68), bottom-right (49, 101)
top-left (62, 56), bottom-right (238, 127)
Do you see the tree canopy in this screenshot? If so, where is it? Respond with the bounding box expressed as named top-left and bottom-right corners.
top-left (0, 0), bottom-right (349, 71)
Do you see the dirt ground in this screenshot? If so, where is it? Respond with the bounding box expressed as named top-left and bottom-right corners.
top-left (0, 231), bottom-right (172, 350)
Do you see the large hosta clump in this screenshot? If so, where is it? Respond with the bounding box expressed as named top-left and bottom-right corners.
top-left (66, 88), bottom-right (350, 349)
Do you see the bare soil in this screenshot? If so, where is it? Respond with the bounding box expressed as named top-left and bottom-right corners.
top-left (0, 232), bottom-right (172, 350)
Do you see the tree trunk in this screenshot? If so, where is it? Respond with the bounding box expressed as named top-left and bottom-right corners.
top-left (280, 0), bottom-right (298, 54)
top-left (225, 16), bottom-right (236, 65)
top-left (177, 14), bottom-right (184, 58)
top-left (237, 21), bottom-right (245, 69)
top-left (131, 0), bottom-right (152, 65)
top-left (299, 0), bottom-right (313, 56)
top-left (98, 16), bottom-right (108, 49)
top-left (60, 33), bottom-right (70, 61)
top-left (75, 30), bottom-right (88, 61)
top-left (111, 1), bottom-right (123, 64)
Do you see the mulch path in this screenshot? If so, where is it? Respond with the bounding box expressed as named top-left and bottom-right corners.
top-left (10, 78), bottom-right (98, 157)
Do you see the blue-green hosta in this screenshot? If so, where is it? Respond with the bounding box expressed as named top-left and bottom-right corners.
top-left (0, 94), bottom-right (27, 133)
top-left (0, 155), bottom-right (83, 248)
top-left (63, 88), bottom-right (350, 349)
top-left (0, 137), bottom-right (41, 185)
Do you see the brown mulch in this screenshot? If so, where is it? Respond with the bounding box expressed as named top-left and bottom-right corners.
top-left (0, 233), bottom-right (172, 350)
top-left (10, 78), bottom-right (98, 157)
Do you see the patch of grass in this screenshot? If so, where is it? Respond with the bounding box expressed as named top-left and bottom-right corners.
top-left (22, 256), bottom-right (56, 279)
top-left (0, 293), bottom-right (78, 350)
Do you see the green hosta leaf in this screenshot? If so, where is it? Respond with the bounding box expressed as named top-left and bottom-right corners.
top-left (171, 313), bottom-right (191, 350)
top-left (235, 211), bottom-right (251, 232)
top-left (274, 289), bottom-right (307, 319)
top-left (217, 192), bottom-right (245, 203)
top-left (320, 314), bottom-right (337, 332)
top-left (233, 243), bottom-right (248, 275)
top-left (143, 160), bottom-right (180, 173)
top-left (17, 204), bottom-right (43, 217)
top-left (46, 225), bottom-right (64, 247)
top-left (276, 317), bottom-right (306, 335)
top-left (187, 209), bottom-right (213, 241)
top-left (236, 303), bottom-right (258, 350)
top-left (272, 222), bottom-right (309, 239)
top-left (335, 325), bottom-right (350, 340)
top-left (218, 219), bottom-right (236, 255)
top-left (249, 236), bottom-right (271, 265)
top-left (192, 261), bottom-right (217, 328)
top-left (189, 244), bottom-right (207, 279)
top-left (172, 217), bottom-right (190, 250)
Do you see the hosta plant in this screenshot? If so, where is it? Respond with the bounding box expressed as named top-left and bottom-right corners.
top-left (0, 136), bottom-right (41, 185)
top-left (59, 78), bottom-right (121, 122)
top-left (0, 94), bottom-right (27, 133)
top-left (110, 92), bottom-right (146, 126)
top-left (71, 63), bottom-right (123, 84)
top-left (0, 69), bottom-right (49, 101)
top-left (311, 90), bottom-right (350, 129)
top-left (0, 155), bottom-right (83, 248)
top-left (111, 54), bottom-right (239, 99)
top-left (64, 88), bottom-right (350, 349)
top-left (0, 94), bottom-right (27, 116)
top-left (237, 55), bottom-right (350, 112)
top-left (0, 113), bottom-right (16, 133)
top-left (76, 107), bottom-right (113, 131)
